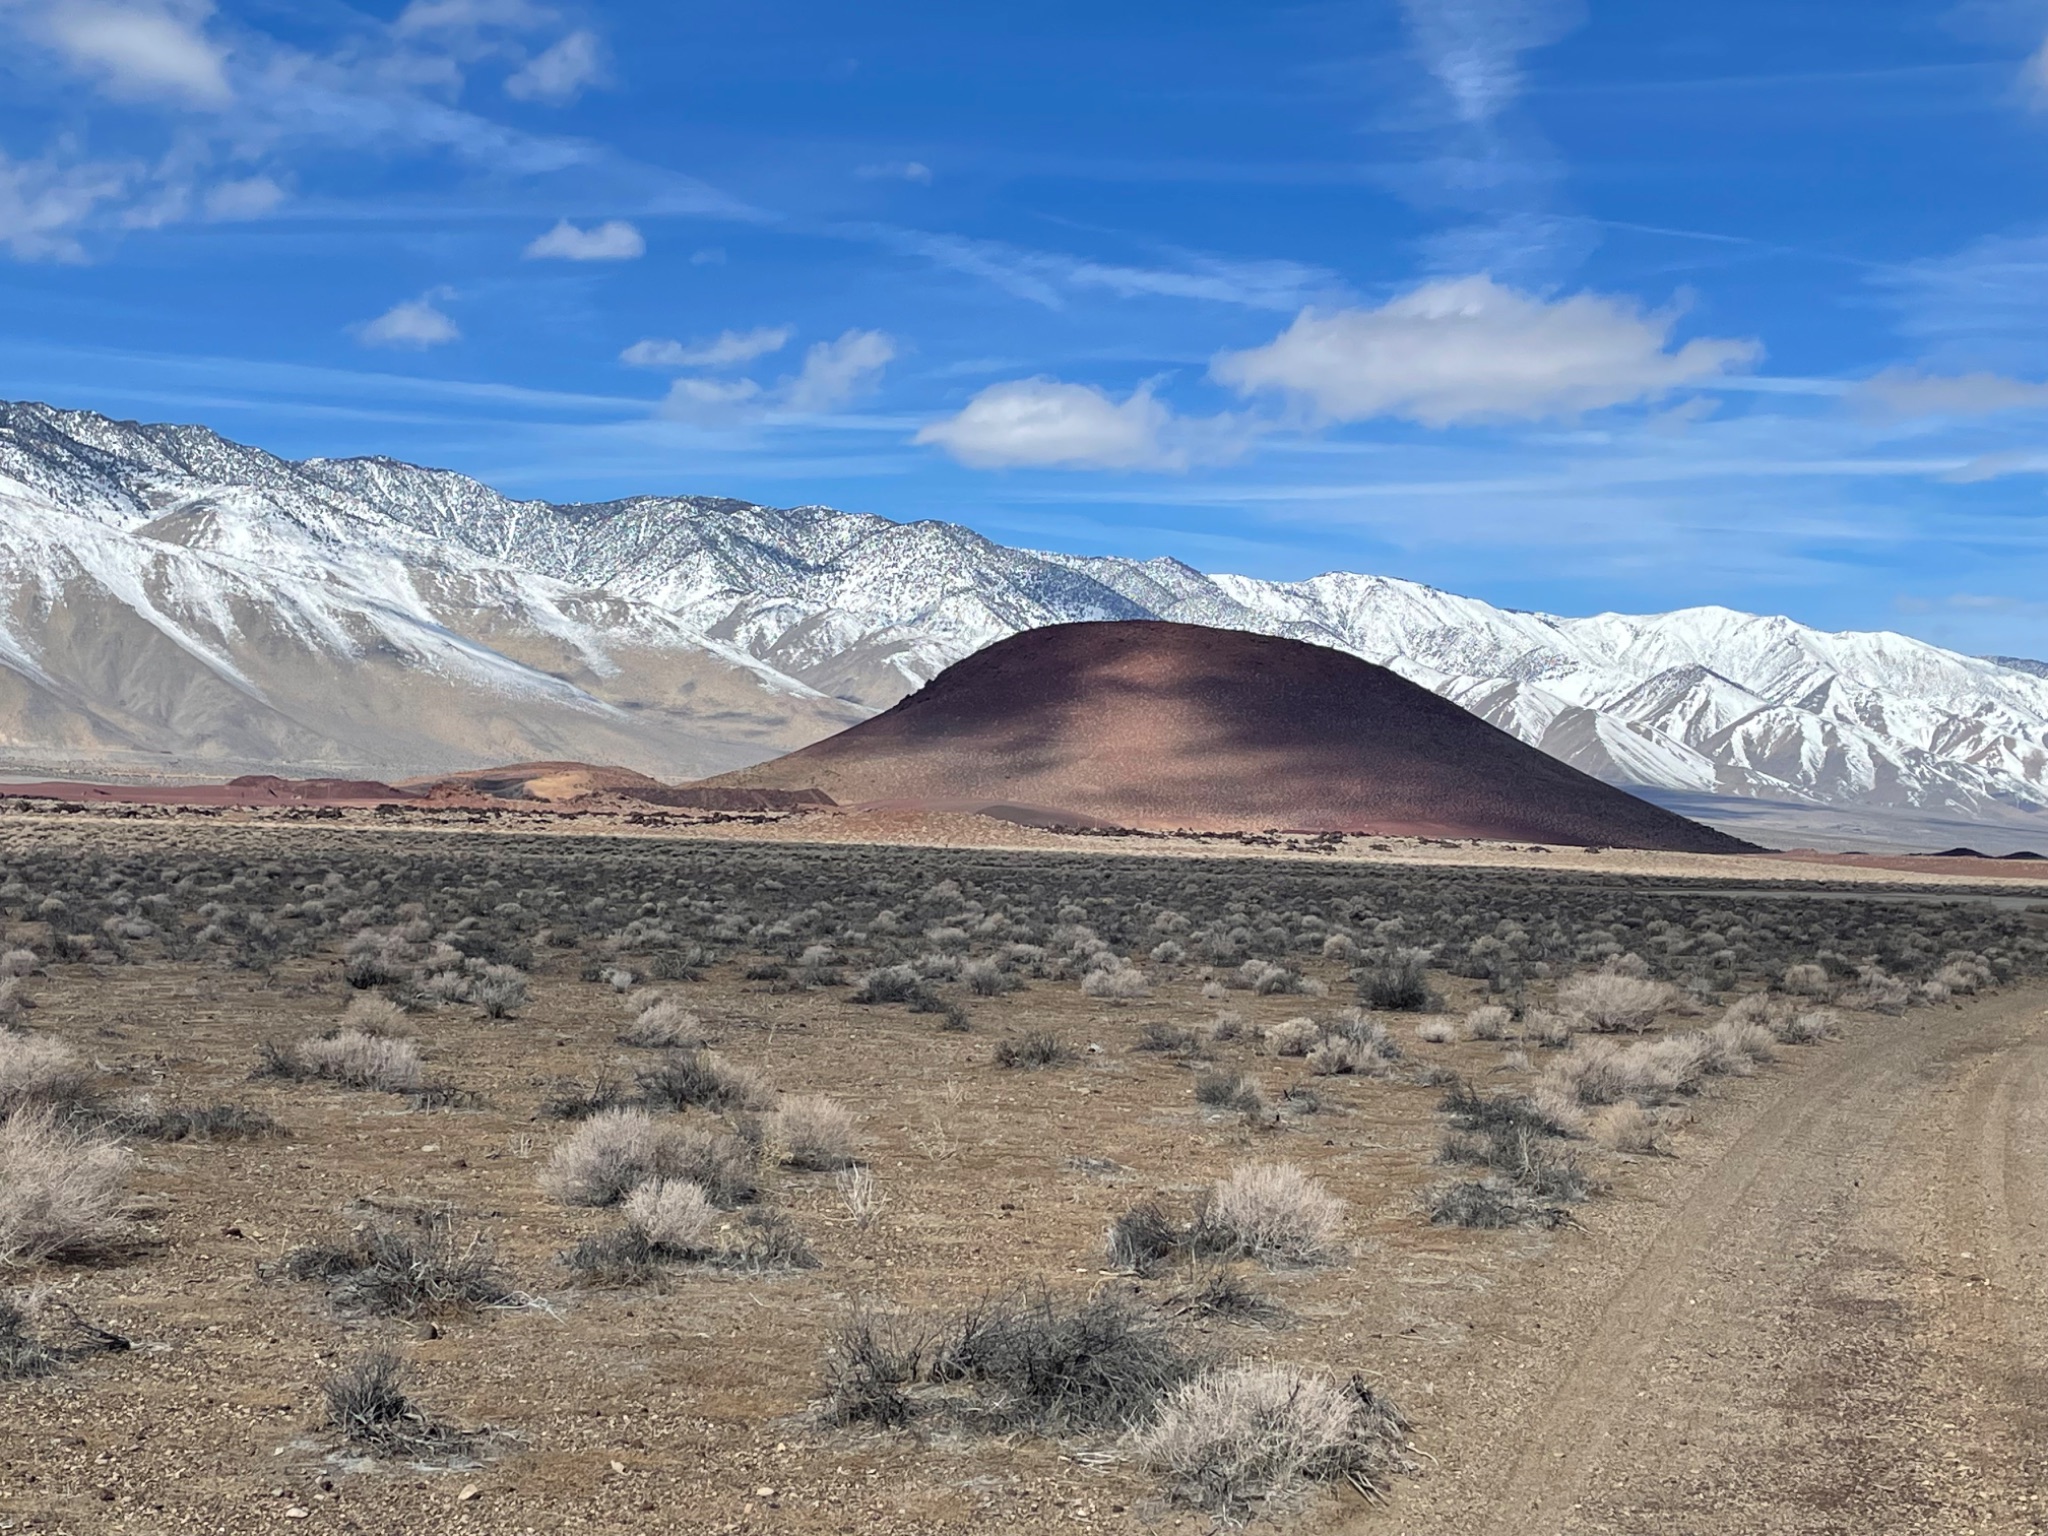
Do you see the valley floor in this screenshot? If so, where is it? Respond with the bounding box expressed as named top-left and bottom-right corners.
top-left (0, 821), bottom-right (2041, 1533)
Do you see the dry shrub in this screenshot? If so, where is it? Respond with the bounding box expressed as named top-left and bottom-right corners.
top-left (931, 1287), bottom-right (1198, 1432)
top-left (282, 1030), bottom-right (423, 1093)
top-left (994, 1031), bottom-right (1070, 1069)
top-left (541, 1107), bottom-right (676, 1207)
top-left (1589, 1102), bottom-right (1660, 1153)
top-left (0, 950), bottom-right (39, 980)
top-left (1425, 1178), bottom-right (1569, 1229)
top-left (1841, 964), bottom-right (1911, 1014)
top-left (0, 1110), bottom-right (132, 1265)
top-left (1081, 964), bottom-right (1151, 1001)
top-left (1305, 1015), bottom-right (1399, 1078)
top-left (1137, 1363), bottom-right (1411, 1515)
top-left (777, 1094), bottom-right (857, 1171)
top-left (1781, 963), bottom-right (1832, 998)
top-left (1106, 1200), bottom-right (1185, 1275)
top-left (284, 1208), bottom-right (522, 1318)
top-left (323, 1350), bottom-right (470, 1455)
top-left (342, 995), bottom-right (408, 1035)
top-left (1780, 1009), bottom-right (1837, 1045)
top-left (0, 1289), bottom-right (128, 1379)
top-left (663, 1125), bottom-right (762, 1207)
top-left (618, 997), bottom-right (702, 1048)
top-left (0, 1033), bottom-right (92, 1120)
top-left (471, 965), bottom-right (528, 1019)
top-left (622, 1178), bottom-right (716, 1253)
top-left (1413, 1018), bottom-right (1457, 1044)
top-left (1262, 1018), bottom-right (1321, 1057)
top-left (635, 1049), bottom-right (771, 1112)
top-left (1198, 1163), bottom-right (1344, 1266)
top-left (1462, 1005), bottom-right (1510, 1041)
top-left (1704, 1017), bottom-right (1776, 1073)
top-left (1557, 972), bottom-right (1673, 1033)
top-left (1194, 1072), bottom-right (1265, 1113)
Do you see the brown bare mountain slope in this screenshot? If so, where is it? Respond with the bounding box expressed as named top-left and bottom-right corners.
top-left (701, 621), bottom-right (1756, 853)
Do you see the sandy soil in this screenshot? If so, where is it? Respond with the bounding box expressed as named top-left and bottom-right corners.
top-left (1, 819), bottom-right (2043, 1534)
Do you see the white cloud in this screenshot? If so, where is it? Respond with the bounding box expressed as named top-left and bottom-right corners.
top-left (523, 217), bottom-right (644, 260)
top-left (506, 28), bottom-right (604, 103)
top-left (394, 0), bottom-right (554, 36)
top-left (856, 161), bottom-right (933, 184)
top-left (355, 291), bottom-right (460, 349)
top-left (621, 326), bottom-right (792, 368)
top-left (1211, 275), bottom-right (1758, 426)
top-left (39, 0), bottom-right (231, 105)
top-left (1861, 368), bottom-right (2048, 418)
top-left (202, 174), bottom-right (285, 220)
top-left (784, 329), bottom-right (896, 412)
top-left (0, 151), bottom-right (132, 261)
top-left (659, 375), bottom-right (764, 424)
top-left (915, 378), bottom-right (1190, 470)
top-left (1398, 0), bottom-right (1584, 125)
top-left (691, 246), bottom-right (726, 265)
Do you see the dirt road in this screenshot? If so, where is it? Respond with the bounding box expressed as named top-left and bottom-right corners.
top-left (1371, 986), bottom-right (2048, 1536)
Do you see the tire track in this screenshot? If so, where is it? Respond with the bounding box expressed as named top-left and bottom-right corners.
top-left (1382, 994), bottom-right (2048, 1536)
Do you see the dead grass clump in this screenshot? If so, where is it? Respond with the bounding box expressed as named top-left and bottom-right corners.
top-left (1704, 1017), bottom-right (1777, 1073)
top-left (622, 1177), bottom-right (716, 1253)
top-left (323, 1349), bottom-right (472, 1455)
top-left (1357, 948), bottom-right (1438, 1011)
top-left (0, 1290), bottom-right (129, 1380)
top-left (1437, 1124), bottom-right (1590, 1204)
top-left (1194, 1072), bottom-right (1265, 1114)
top-left (1196, 1163), bottom-right (1344, 1266)
top-left (1134, 1021), bottom-right (1203, 1056)
top-left (0, 1110), bottom-right (133, 1265)
top-left (539, 1068), bottom-right (627, 1122)
top-left (635, 1049), bottom-right (771, 1113)
top-left (1262, 1017), bottom-right (1321, 1057)
top-left (1462, 1005), bottom-right (1511, 1041)
top-left (1137, 1364), bottom-right (1411, 1515)
top-left (1557, 971), bottom-right (1674, 1033)
top-left (107, 1102), bottom-right (280, 1142)
top-left (540, 1107), bottom-right (678, 1207)
top-left (618, 997), bottom-right (702, 1048)
top-left (1780, 1009), bottom-right (1837, 1045)
top-left (994, 1031), bottom-right (1070, 1069)
top-left (776, 1094), bottom-right (857, 1171)
top-left (471, 965), bottom-right (529, 1019)
top-left (1781, 962), bottom-right (1833, 998)
top-left (264, 1030), bottom-right (423, 1094)
top-left (1081, 964), bottom-right (1151, 1001)
top-left (284, 1208), bottom-right (523, 1319)
top-left (665, 1125), bottom-right (763, 1208)
top-left (0, 1032), bottom-right (93, 1121)
top-left (342, 994), bottom-right (408, 1035)
top-left (1589, 1102), bottom-right (1661, 1153)
top-left (1424, 1178), bottom-right (1570, 1229)
top-left (1305, 1015), bottom-right (1401, 1077)
top-left (850, 965), bottom-right (923, 1005)
top-left (1162, 1264), bottom-right (1285, 1327)
top-left (1105, 1200), bottom-right (1184, 1275)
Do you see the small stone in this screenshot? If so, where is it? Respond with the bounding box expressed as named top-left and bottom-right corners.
top-left (609, 1460), bottom-right (626, 1474)
top-left (284, 1510), bottom-right (310, 1520)
top-left (457, 1485), bottom-right (480, 1503)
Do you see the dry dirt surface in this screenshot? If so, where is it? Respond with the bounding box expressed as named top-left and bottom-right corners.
top-left (0, 818), bottom-right (2042, 1535)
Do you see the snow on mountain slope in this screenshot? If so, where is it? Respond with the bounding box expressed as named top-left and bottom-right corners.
top-left (5, 397), bottom-right (2048, 824)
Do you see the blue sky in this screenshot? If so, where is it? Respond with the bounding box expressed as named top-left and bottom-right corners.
top-left (4, 2), bottom-right (2048, 655)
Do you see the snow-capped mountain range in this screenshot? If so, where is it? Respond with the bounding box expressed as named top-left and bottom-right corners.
top-left (3, 397), bottom-right (2047, 841)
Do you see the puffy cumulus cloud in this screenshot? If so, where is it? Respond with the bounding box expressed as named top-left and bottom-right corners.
top-left (1861, 368), bottom-right (2048, 419)
top-left (784, 329), bottom-right (896, 412)
top-left (621, 326), bottom-right (791, 368)
top-left (915, 378), bottom-right (1192, 470)
top-left (354, 290), bottom-right (460, 349)
top-left (1211, 275), bottom-right (1758, 427)
top-left (506, 28), bottom-right (604, 103)
top-left (647, 328), bottom-right (894, 422)
top-left (523, 217), bottom-right (643, 260)
top-left (38, 0), bottom-right (231, 106)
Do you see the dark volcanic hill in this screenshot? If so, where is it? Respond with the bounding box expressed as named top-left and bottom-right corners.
top-left (702, 621), bottom-right (1756, 853)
